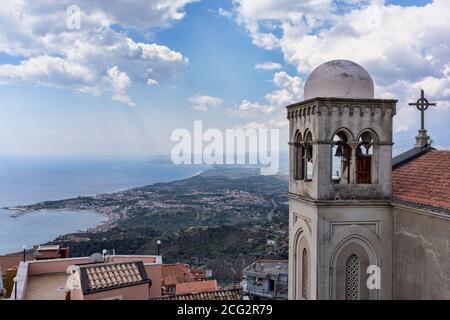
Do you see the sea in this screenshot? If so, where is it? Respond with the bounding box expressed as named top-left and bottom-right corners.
top-left (0, 156), bottom-right (208, 254)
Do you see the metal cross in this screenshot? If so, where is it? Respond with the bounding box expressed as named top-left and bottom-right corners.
top-left (408, 89), bottom-right (436, 130)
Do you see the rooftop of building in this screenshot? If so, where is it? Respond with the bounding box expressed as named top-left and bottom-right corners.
top-left (23, 272), bottom-right (68, 300)
top-left (175, 279), bottom-right (217, 295)
top-left (243, 260), bottom-right (288, 275)
top-left (161, 263), bottom-right (195, 286)
top-left (392, 149), bottom-right (450, 214)
top-left (36, 245), bottom-right (61, 251)
top-left (79, 261), bottom-right (149, 295)
top-left (0, 254), bottom-right (34, 277)
top-left (11, 254), bottom-right (161, 300)
top-left (392, 145), bottom-right (435, 169)
top-left (154, 288), bottom-right (242, 300)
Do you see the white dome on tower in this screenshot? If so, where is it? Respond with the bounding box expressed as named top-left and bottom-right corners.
top-left (303, 60), bottom-right (374, 100)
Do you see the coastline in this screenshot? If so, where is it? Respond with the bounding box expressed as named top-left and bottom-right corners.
top-left (3, 167), bottom-right (209, 234)
top-left (0, 160), bottom-right (211, 255)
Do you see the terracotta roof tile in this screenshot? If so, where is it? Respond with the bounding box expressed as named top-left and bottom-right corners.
top-left (154, 288), bottom-right (242, 300)
top-left (79, 261), bottom-right (149, 294)
top-left (161, 263), bottom-right (194, 286)
top-left (175, 279), bottom-right (217, 294)
top-left (392, 150), bottom-right (450, 213)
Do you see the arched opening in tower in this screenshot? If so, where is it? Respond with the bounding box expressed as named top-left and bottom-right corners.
top-left (331, 130), bottom-right (352, 184)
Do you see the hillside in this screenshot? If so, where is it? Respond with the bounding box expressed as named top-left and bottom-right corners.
top-left (18, 167), bottom-right (289, 285)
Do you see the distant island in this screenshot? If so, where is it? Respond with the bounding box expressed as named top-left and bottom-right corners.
top-left (6, 167), bottom-right (289, 284)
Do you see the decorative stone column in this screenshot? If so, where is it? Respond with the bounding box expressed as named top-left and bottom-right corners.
top-left (348, 141), bottom-right (359, 184)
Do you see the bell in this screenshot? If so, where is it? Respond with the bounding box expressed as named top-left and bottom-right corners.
top-left (334, 145), bottom-right (343, 157)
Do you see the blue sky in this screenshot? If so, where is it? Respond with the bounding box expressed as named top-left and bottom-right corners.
top-left (0, 0), bottom-right (448, 158)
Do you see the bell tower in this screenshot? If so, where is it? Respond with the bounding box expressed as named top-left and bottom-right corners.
top-left (288, 60), bottom-right (397, 300)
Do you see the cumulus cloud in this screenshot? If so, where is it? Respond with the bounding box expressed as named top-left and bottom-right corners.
top-left (237, 100), bottom-right (275, 115)
top-left (189, 94), bottom-right (224, 111)
top-left (232, 0), bottom-right (450, 133)
top-left (0, 0), bottom-right (194, 105)
top-left (255, 62), bottom-right (282, 71)
top-left (106, 66), bottom-right (135, 106)
top-left (229, 71), bottom-right (302, 121)
top-left (265, 71), bottom-right (303, 107)
top-left (147, 78), bottom-right (159, 86)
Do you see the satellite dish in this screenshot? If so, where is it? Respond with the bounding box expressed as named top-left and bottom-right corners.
top-left (89, 252), bottom-right (104, 263)
top-left (66, 265), bottom-right (79, 274)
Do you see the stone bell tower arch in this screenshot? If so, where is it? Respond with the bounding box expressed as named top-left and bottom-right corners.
top-left (287, 60), bottom-right (397, 300)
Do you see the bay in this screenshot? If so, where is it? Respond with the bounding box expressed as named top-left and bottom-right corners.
top-left (0, 156), bottom-right (207, 254)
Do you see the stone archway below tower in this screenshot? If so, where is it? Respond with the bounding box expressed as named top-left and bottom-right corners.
top-left (335, 242), bottom-right (371, 300)
top-left (329, 236), bottom-right (380, 300)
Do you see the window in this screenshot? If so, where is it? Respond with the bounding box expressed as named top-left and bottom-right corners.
top-left (268, 279), bottom-right (275, 292)
top-left (345, 254), bottom-right (360, 300)
top-left (167, 286), bottom-right (175, 294)
top-left (304, 132), bottom-right (313, 180)
top-left (293, 130), bottom-right (313, 181)
top-left (302, 249), bottom-right (309, 299)
top-left (254, 278), bottom-right (263, 287)
top-left (331, 130), bottom-right (352, 184)
top-left (356, 132), bottom-right (374, 184)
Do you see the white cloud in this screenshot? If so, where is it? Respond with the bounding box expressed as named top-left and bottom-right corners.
top-left (147, 78), bottom-right (159, 86)
top-left (237, 100), bottom-right (275, 115)
top-left (255, 62), bottom-right (282, 71)
top-left (106, 66), bottom-right (135, 106)
top-left (238, 117), bottom-right (288, 130)
top-left (0, 0), bottom-right (194, 105)
top-left (0, 56), bottom-right (94, 86)
top-left (189, 94), bottom-right (224, 111)
top-left (107, 67), bottom-right (132, 93)
top-left (232, 0), bottom-right (450, 133)
top-left (236, 122), bottom-right (268, 130)
top-left (218, 8), bottom-right (233, 18)
top-left (265, 71), bottom-right (303, 107)
top-left (229, 71), bottom-right (302, 120)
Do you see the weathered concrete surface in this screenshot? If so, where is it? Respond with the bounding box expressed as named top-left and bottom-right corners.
top-left (288, 59), bottom-right (448, 300)
top-left (304, 60), bottom-right (374, 100)
top-left (316, 202), bottom-right (393, 300)
top-left (287, 97), bottom-right (396, 200)
top-left (393, 206), bottom-right (450, 300)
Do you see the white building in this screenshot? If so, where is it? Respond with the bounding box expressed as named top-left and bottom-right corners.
top-left (287, 60), bottom-right (449, 300)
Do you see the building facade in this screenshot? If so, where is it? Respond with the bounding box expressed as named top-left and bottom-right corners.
top-left (287, 60), bottom-right (450, 300)
top-left (243, 260), bottom-right (288, 300)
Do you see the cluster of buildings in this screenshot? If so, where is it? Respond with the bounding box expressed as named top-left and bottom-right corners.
top-left (0, 244), bottom-right (287, 300)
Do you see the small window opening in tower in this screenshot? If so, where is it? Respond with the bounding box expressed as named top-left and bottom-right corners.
top-left (331, 131), bottom-right (351, 184)
top-left (302, 248), bottom-right (309, 300)
top-left (293, 131), bottom-right (303, 180)
top-left (356, 131), bottom-right (374, 184)
top-left (345, 254), bottom-right (361, 300)
top-left (304, 132), bottom-right (313, 180)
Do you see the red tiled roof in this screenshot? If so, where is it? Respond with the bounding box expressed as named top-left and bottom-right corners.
top-left (154, 288), bottom-right (242, 300)
top-left (392, 150), bottom-right (450, 212)
top-left (176, 279), bottom-right (217, 294)
top-left (79, 261), bottom-right (149, 294)
top-left (161, 263), bottom-right (194, 286)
